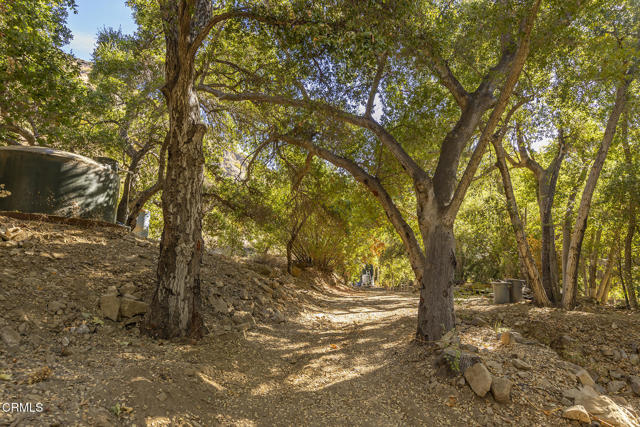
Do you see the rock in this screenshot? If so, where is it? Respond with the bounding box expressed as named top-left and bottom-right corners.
top-left (438, 348), bottom-right (482, 375)
top-left (609, 370), bottom-right (624, 380)
top-left (576, 369), bottom-right (596, 387)
top-left (456, 377), bottom-right (466, 387)
top-left (490, 377), bottom-right (512, 403)
top-left (562, 405), bottom-right (591, 423)
top-left (564, 388), bottom-right (583, 400)
top-left (209, 295), bottom-right (231, 314)
top-left (0, 326), bottom-right (21, 346)
top-left (572, 386), bottom-right (640, 426)
top-left (291, 266), bottom-right (302, 277)
top-left (607, 380), bottom-right (626, 394)
top-left (17, 321), bottom-right (29, 335)
top-left (611, 322), bottom-right (617, 330)
top-left (119, 297), bottom-right (148, 318)
top-left (157, 391), bottom-right (167, 402)
top-left (471, 317), bottom-right (488, 327)
top-left (461, 344), bottom-right (479, 353)
top-left (612, 350), bottom-right (621, 362)
top-left (120, 282), bottom-right (136, 296)
top-left (240, 288), bottom-right (249, 300)
top-left (232, 311), bottom-right (255, 327)
top-left (500, 331), bottom-right (514, 345)
top-left (272, 309), bottom-right (286, 323)
top-left (485, 360), bottom-right (504, 375)
top-left (629, 354), bottom-right (639, 365)
top-left (629, 376), bottom-right (640, 396)
top-left (602, 347), bottom-right (614, 357)
top-left (620, 349), bottom-right (628, 360)
top-left (105, 286), bottom-right (119, 296)
top-left (100, 295), bottom-right (120, 321)
top-left (71, 324), bottom-right (90, 334)
top-left (47, 300), bottom-right (66, 313)
top-left (463, 363), bottom-right (492, 397)
top-left (513, 359), bottom-right (532, 370)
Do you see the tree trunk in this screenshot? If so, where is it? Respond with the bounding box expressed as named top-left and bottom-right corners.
top-left (538, 177), bottom-right (561, 304)
top-left (493, 137), bottom-right (551, 306)
top-left (562, 167), bottom-right (588, 276)
top-left (587, 226), bottom-right (602, 298)
top-left (142, 1), bottom-right (210, 339)
top-left (621, 110), bottom-right (639, 309)
top-left (562, 80), bottom-right (631, 309)
top-left (596, 241), bottom-right (618, 304)
top-left (416, 222), bottom-right (456, 342)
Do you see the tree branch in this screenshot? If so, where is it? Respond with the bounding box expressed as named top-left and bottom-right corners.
top-left (365, 52), bottom-right (388, 117)
top-left (275, 133), bottom-right (426, 272)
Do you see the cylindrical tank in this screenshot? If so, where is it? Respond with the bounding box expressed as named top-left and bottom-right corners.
top-left (492, 281), bottom-right (511, 304)
top-left (506, 278), bottom-right (524, 303)
top-left (0, 146), bottom-right (119, 223)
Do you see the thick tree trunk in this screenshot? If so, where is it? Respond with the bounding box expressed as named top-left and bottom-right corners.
top-left (142, 1), bottom-right (210, 338)
top-left (538, 179), bottom-right (561, 304)
top-left (415, 222), bottom-right (456, 342)
top-left (562, 81), bottom-right (631, 309)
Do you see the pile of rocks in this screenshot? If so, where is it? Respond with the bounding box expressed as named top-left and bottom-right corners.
top-left (99, 282), bottom-right (148, 323)
top-left (434, 332), bottom-right (513, 404)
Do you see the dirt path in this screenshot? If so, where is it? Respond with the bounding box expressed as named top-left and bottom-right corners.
top-left (80, 290), bottom-right (536, 427)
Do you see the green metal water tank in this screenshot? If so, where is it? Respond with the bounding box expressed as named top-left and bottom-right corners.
top-left (0, 146), bottom-right (119, 223)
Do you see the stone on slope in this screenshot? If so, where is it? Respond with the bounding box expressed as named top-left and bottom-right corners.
top-left (100, 295), bottom-right (120, 321)
top-left (512, 359), bottom-right (532, 370)
top-left (576, 368), bottom-right (596, 387)
top-left (562, 405), bottom-right (590, 423)
top-left (0, 326), bottom-right (21, 347)
top-left (119, 297), bottom-right (148, 318)
top-left (490, 376), bottom-right (512, 403)
top-left (463, 363), bottom-right (492, 397)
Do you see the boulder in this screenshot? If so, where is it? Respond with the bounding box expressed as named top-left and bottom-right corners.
top-left (576, 368), bottom-right (596, 387)
top-left (562, 405), bottom-right (590, 423)
top-left (119, 298), bottom-right (148, 318)
top-left (0, 326), bottom-right (21, 347)
top-left (490, 376), bottom-right (512, 403)
top-left (99, 295), bottom-right (120, 321)
top-left (463, 363), bottom-right (492, 397)
top-left (574, 387), bottom-right (640, 427)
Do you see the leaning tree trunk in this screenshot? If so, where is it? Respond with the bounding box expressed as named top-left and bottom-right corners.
top-left (142, 2), bottom-right (209, 339)
top-left (562, 80), bottom-right (631, 309)
top-left (493, 136), bottom-right (551, 306)
top-left (596, 241), bottom-right (619, 304)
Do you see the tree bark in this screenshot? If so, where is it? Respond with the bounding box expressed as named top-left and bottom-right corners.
top-left (415, 221), bottom-right (456, 341)
top-left (596, 241), bottom-right (619, 304)
top-left (588, 227), bottom-right (602, 298)
top-left (562, 80), bottom-right (631, 309)
top-left (562, 166), bottom-right (588, 277)
top-left (142, 0), bottom-right (213, 339)
top-left (621, 110), bottom-right (639, 309)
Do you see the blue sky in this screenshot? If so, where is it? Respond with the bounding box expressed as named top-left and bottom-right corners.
top-left (63, 0), bottom-right (137, 60)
